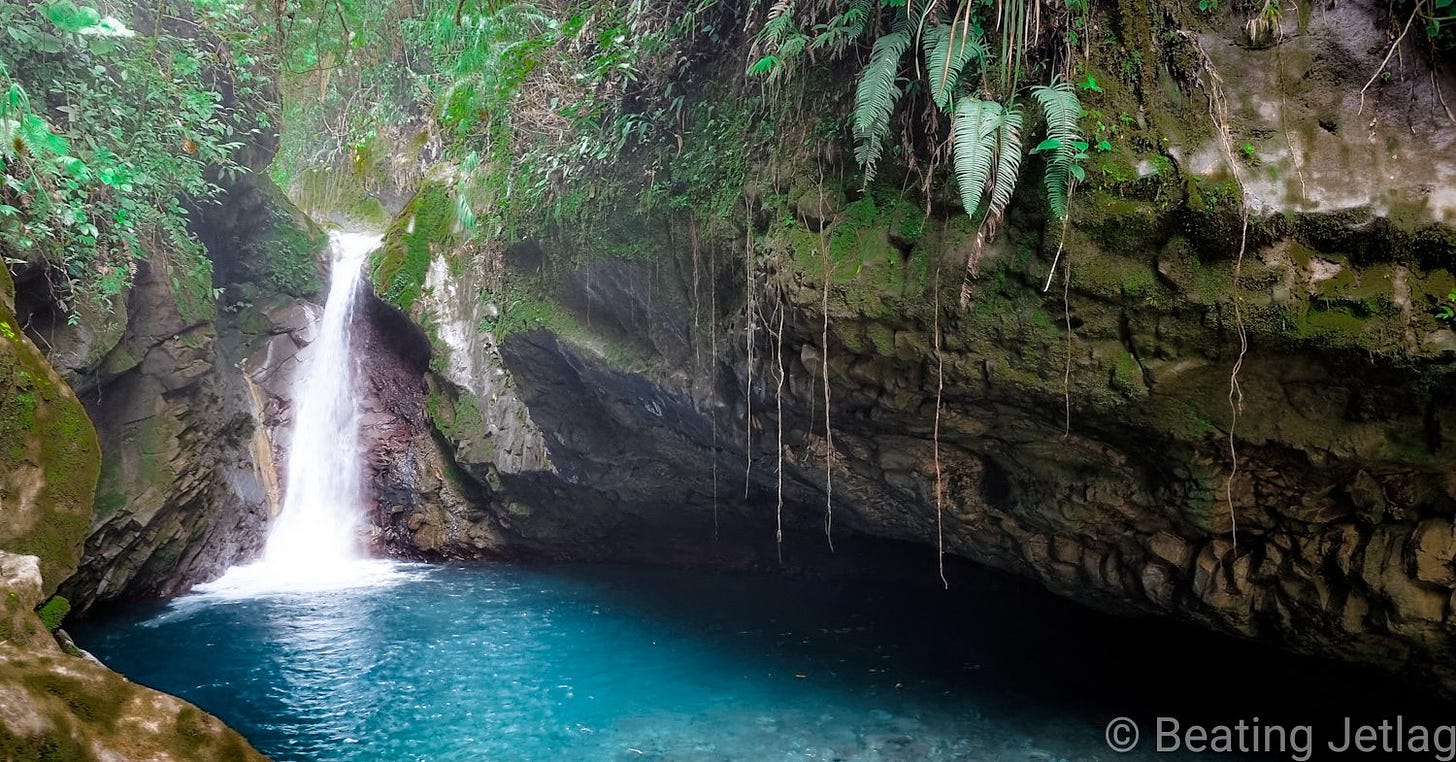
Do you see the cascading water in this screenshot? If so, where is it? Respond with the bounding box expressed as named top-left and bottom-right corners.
top-left (200, 231), bottom-right (407, 596)
top-left (261, 231), bottom-right (373, 567)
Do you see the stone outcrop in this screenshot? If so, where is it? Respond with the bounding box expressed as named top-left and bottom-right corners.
top-left (0, 552), bottom-right (265, 761)
top-left (354, 0), bottom-right (1456, 701)
top-left (58, 176), bottom-right (329, 613)
top-left (0, 267), bottom-right (100, 597)
top-left (0, 269), bottom-right (264, 759)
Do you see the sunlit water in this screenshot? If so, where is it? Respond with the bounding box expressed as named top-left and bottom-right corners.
top-left (72, 563), bottom-right (1430, 762)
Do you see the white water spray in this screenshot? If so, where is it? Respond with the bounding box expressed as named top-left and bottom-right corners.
top-left (199, 231), bottom-right (408, 597)
top-left (262, 231), bottom-right (373, 566)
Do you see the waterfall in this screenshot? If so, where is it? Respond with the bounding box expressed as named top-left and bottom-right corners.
top-left (262, 231), bottom-right (374, 567)
top-left (199, 231), bottom-right (407, 597)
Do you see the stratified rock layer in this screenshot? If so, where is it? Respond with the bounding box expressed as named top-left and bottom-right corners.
top-left (0, 270), bottom-right (264, 759)
top-left (364, 1), bottom-right (1456, 700)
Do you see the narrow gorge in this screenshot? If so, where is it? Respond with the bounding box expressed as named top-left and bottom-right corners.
top-left (2, 0), bottom-right (1456, 758)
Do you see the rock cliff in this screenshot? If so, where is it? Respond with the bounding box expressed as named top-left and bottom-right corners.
top-left (0, 264), bottom-right (263, 759)
top-left (345, 0), bottom-right (1456, 700)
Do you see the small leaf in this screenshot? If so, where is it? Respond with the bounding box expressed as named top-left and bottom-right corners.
top-left (34, 33), bottom-right (64, 54)
top-left (1032, 138), bottom-right (1061, 153)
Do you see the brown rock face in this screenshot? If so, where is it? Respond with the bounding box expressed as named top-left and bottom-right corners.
top-left (0, 552), bottom-right (265, 761)
top-left (364, 3), bottom-right (1456, 701)
top-left (0, 266), bottom-right (262, 759)
top-left (59, 175), bottom-right (329, 613)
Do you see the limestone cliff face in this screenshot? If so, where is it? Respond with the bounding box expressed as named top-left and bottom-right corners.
top-left (0, 268), bottom-right (263, 760)
top-left (56, 175), bottom-right (330, 613)
top-left (0, 267), bottom-right (100, 598)
top-left (353, 0), bottom-right (1456, 699)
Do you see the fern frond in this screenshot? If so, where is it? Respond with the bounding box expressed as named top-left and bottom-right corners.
top-left (921, 18), bottom-right (985, 112)
top-left (1031, 77), bottom-right (1083, 219)
top-left (953, 99), bottom-right (1023, 299)
top-left (766, 0), bottom-right (792, 24)
top-left (950, 97), bottom-right (1002, 218)
top-left (985, 103), bottom-right (1024, 223)
top-left (757, 8), bottom-right (798, 49)
top-left (780, 33), bottom-right (808, 59)
top-left (852, 26), bottom-right (912, 184)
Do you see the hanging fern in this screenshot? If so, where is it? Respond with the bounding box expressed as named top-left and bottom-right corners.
top-left (921, 18), bottom-right (987, 112)
top-left (953, 97), bottom-right (1023, 292)
top-left (750, 0), bottom-right (810, 82)
top-left (1031, 77), bottom-right (1085, 219)
top-left (852, 20), bottom-right (912, 185)
top-left (985, 104), bottom-right (1024, 223)
top-left (951, 98), bottom-right (1018, 218)
top-left (812, 0), bottom-right (873, 54)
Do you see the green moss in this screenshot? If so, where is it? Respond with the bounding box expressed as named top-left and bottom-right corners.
top-left (1110, 350), bottom-right (1145, 393)
top-left (35, 596), bottom-right (69, 632)
top-left (0, 304), bottom-right (101, 594)
top-left (866, 323), bottom-right (896, 357)
top-left (265, 216), bottom-right (324, 297)
top-left (0, 722), bottom-right (89, 762)
top-left (1294, 308), bottom-right (1372, 342)
top-left (427, 387), bottom-right (489, 445)
top-left (21, 671), bottom-right (125, 726)
top-left (371, 183), bottom-right (458, 312)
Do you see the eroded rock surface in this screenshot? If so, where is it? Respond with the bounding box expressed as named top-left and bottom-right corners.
top-left (356, 1), bottom-right (1456, 701)
top-left (0, 552), bottom-right (264, 761)
top-left (58, 176), bottom-right (328, 613)
top-left (0, 263), bottom-right (263, 758)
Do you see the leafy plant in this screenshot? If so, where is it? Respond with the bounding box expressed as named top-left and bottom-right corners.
top-left (1437, 287), bottom-right (1456, 322)
top-left (1030, 77), bottom-right (1086, 220)
top-left (922, 19), bottom-right (988, 111)
top-left (36, 595), bottom-right (69, 632)
top-left (1, 0), bottom-right (267, 318)
top-left (842, 0), bottom-right (1084, 242)
top-left (851, 16), bottom-right (911, 184)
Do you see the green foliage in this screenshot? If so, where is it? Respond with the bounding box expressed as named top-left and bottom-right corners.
top-left (1436, 286), bottom-right (1456, 322)
top-left (952, 99), bottom-right (1023, 221)
top-left (35, 595), bottom-right (68, 632)
top-left (831, 0), bottom-right (1085, 231)
top-left (1030, 78), bottom-right (1086, 219)
top-left (749, 1), bottom-right (807, 83)
top-left (1425, 0), bottom-right (1456, 45)
top-left (851, 20), bottom-right (911, 185)
top-left (371, 184), bottom-right (457, 312)
top-left (0, 0), bottom-right (269, 318)
top-left (922, 20), bottom-right (988, 112)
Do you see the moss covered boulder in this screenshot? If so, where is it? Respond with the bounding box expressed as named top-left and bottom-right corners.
top-left (0, 266), bottom-right (100, 597)
top-left (0, 552), bottom-right (265, 761)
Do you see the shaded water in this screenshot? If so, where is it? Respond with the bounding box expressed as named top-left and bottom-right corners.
top-left (73, 563), bottom-right (1432, 761)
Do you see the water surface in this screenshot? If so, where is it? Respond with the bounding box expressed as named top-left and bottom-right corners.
top-left (74, 563), bottom-right (1418, 761)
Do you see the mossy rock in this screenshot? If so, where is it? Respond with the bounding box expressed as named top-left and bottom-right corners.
top-left (0, 648), bottom-right (267, 761)
top-left (0, 301), bottom-right (101, 596)
top-left (371, 183), bottom-right (459, 313)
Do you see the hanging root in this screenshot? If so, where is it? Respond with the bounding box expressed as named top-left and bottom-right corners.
top-left (711, 231), bottom-right (720, 542)
top-left (932, 215), bottom-right (949, 591)
top-left (1041, 195), bottom-right (1076, 437)
top-left (744, 195), bottom-right (756, 500)
top-left (774, 304), bottom-right (786, 564)
top-left (817, 166), bottom-right (835, 552)
top-left (1357, 6), bottom-right (1419, 122)
top-left (1182, 31), bottom-right (1251, 557)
